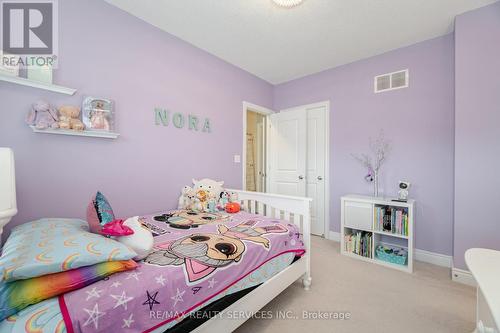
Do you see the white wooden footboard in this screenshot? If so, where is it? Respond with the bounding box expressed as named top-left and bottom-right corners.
top-left (229, 189), bottom-right (313, 289)
top-left (151, 190), bottom-right (313, 333)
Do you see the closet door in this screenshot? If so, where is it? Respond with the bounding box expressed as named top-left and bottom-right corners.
top-left (268, 103), bottom-right (327, 237)
top-left (268, 109), bottom-right (307, 197)
top-left (306, 105), bottom-right (327, 236)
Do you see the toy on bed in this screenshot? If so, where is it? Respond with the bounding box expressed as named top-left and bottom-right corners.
top-left (177, 178), bottom-right (240, 213)
top-left (87, 191), bottom-right (154, 260)
top-left (177, 185), bottom-right (193, 209)
top-left (116, 216), bottom-right (154, 260)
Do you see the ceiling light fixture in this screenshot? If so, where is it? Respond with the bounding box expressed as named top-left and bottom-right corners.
top-left (272, 0), bottom-right (303, 8)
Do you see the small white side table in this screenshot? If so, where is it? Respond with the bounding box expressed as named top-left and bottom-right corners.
top-left (465, 248), bottom-right (500, 333)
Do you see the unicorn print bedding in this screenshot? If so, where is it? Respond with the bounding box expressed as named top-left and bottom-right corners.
top-left (3, 210), bottom-right (305, 333)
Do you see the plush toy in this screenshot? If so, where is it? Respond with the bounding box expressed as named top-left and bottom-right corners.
top-left (58, 105), bottom-right (85, 131)
top-left (218, 191), bottom-right (230, 210)
top-left (225, 202), bottom-right (241, 213)
top-left (116, 216), bottom-right (154, 260)
top-left (100, 219), bottom-right (134, 236)
top-left (229, 191), bottom-right (239, 203)
top-left (177, 185), bottom-right (193, 209)
top-left (207, 192), bottom-right (218, 213)
top-left (26, 100), bottom-right (59, 130)
top-left (192, 178), bottom-right (224, 198)
top-left (192, 189), bottom-right (208, 212)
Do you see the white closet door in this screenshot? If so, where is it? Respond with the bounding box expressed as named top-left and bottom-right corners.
top-left (268, 109), bottom-right (307, 197)
top-left (306, 106), bottom-right (327, 236)
top-left (268, 104), bottom-right (327, 237)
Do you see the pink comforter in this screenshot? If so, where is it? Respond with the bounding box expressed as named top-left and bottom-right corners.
top-left (60, 210), bottom-right (305, 333)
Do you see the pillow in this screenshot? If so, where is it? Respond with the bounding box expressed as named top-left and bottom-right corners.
top-left (87, 191), bottom-right (115, 234)
top-left (0, 259), bottom-right (137, 321)
top-left (0, 218), bottom-right (137, 281)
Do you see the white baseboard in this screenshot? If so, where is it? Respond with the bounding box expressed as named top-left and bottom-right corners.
top-left (452, 267), bottom-right (476, 287)
top-left (414, 248), bottom-right (453, 268)
top-left (329, 231), bottom-right (340, 242)
top-left (328, 231), bottom-right (452, 268)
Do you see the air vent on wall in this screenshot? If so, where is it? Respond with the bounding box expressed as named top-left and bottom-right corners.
top-left (374, 69), bottom-right (409, 93)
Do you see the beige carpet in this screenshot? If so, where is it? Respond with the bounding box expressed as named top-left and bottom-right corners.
top-left (236, 236), bottom-right (476, 333)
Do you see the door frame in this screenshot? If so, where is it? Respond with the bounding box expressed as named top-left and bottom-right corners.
top-left (278, 101), bottom-right (330, 239)
top-left (242, 101), bottom-right (274, 191)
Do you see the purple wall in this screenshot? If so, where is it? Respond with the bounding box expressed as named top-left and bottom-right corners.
top-left (454, 2), bottom-right (500, 269)
top-left (274, 35), bottom-right (455, 255)
top-left (0, 0), bottom-right (273, 239)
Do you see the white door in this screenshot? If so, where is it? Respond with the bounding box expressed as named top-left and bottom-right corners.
top-left (268, 109), bottom-right (307, 197)
top-left (268, 104), bottom-right (327, 237)
top-left (306, 106), bottom-right (327, 236)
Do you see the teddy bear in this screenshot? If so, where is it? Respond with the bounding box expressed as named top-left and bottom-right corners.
top-left (58, 105), bottom-right (85, 131)
top-left (25, 100), bottom-right (59, 130)
top-left (177, 185), bottom-right (193, 209)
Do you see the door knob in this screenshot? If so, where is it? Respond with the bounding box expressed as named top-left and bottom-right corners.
top-left (298, 175), bottom-right (304, 180)
top-left (317, 176), bottom-right (323, 181)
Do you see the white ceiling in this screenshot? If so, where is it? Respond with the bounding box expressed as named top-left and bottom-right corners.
top-left (105, 0), bottom-right (498, 84)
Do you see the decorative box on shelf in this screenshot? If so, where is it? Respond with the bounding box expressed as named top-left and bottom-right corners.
top-left (341, 194), bottom-right (415, 273)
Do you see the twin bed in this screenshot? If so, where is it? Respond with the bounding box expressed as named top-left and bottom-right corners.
top-left (1, 189), bottom-right (312, 333)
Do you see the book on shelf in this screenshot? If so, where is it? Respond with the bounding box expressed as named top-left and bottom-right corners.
top-left (374, 206), bottom-right (409, 236)
top-left (344, 231), bottom-right (372, 258)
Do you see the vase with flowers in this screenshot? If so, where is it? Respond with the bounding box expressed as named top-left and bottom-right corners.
top-left (352, 131), bottom-right (391, 197)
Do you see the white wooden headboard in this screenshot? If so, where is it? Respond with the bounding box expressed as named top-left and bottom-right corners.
top-left (0, 148), bottom-right (17, 241)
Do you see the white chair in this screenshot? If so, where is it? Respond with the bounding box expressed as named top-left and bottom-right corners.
top-left (0, 148), bottom-right (17, 243)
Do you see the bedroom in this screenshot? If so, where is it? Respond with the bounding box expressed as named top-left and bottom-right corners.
top-left (0, 0), bottom-right (499, 332)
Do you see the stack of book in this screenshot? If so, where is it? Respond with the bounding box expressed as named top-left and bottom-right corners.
top-left (374, 206), bottom-right (409, 236)
top-left (344, 231), bottom-right (372, 258)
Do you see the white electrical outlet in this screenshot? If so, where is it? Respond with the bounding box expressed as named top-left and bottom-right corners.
top-left (233, 155), bottom-right (241, 163)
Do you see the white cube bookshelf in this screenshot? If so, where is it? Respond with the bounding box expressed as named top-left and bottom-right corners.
top-left (341, 195), bottom-right (415, 273)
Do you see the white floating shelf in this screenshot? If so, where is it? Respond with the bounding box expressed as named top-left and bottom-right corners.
top-left (0, 74), bottom-right (77, 95)
top-left (30, 126), bottom-right (119, 139)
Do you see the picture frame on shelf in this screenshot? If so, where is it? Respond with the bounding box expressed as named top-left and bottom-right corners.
top-left (82, 96), bottom-right (114, 132)
top-left (27, 63), bottom-right (53, 84)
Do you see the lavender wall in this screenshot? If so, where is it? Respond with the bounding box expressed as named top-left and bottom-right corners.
top-left (0, 0), bottom-right (273, 239)
top-left (454, 2), bottom-right (500, 269)
top-left (274, 35), bottom-right (455, 255)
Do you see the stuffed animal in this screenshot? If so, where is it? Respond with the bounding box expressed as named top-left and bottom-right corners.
top-left (26, 100), bottom-right (59, 130)
top-left (192, 178), bottom-right (224, 198)
top-left (225, 202), bottom-right (241, 213)
top-left (177, 185), bottom-right (193, 209)
top-left (229, 191), bottom-right (239, 203)
top-left (192, 189), bottom-right (208, 212)
top-left (116, 216), bottom-right (154, 260)
top-left (58, 105), bottom-right (85, 131)
top-left (218, 191), bottom-right (230, 210)
top-left (207, 192), bottom-right (218, 213)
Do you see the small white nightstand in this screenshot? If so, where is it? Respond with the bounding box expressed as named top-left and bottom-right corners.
top-left (341, 195), bottom-right (415, 273)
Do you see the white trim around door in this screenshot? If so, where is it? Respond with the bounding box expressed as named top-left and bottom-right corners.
top-left (242, 102), bottom-right (274, 191)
